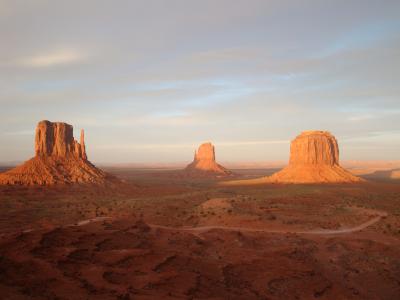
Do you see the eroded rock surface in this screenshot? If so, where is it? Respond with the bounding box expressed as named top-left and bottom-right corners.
top-left (267, 131), bottom-right (362, 183)
top-left (289, 131), bottom-right (339, 166)
top-left (185, 142), bottom-right (232, 176)
top-left (0, 120), bottom-right (110, 185)
top-left (224, 131), bottom-right (362, 185)
top-left (35, 120), bottom-right (87, 159)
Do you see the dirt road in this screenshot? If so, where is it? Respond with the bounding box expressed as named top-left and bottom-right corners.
top-left (150, 209), bottom-right (388, 236)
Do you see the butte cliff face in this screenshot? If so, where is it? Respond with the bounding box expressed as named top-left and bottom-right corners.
top-left (288, 131), bottom-right (339, 166)
top-left (0, 120), bottom-right (109, 185)
top-left (266, 131), bottom-right (363, 183)
top-left (184, 142), bottom-right (232, 176)
top-left (223, 131), bottom-right (362, 185)
top-left (35, 120), bottom-right (87, 160)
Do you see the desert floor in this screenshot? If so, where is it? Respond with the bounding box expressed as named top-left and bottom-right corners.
top-left (0, 168), bottom-right (399, 299)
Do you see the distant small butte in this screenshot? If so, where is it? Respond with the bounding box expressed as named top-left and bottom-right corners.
top-left (184, 142), bottom-right (234, 177)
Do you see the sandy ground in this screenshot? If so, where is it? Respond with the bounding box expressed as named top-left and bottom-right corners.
top-left (0, 167), bottom-right (400, 299)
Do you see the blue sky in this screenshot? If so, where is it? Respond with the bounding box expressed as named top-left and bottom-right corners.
top-left (0, 0), bottom-right (399, 163)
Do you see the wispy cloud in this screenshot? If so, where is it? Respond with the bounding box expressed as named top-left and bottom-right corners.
top-left (96, 139), bottom-right (289, 150)
top-left (1, 1), bottom-right (400, 162)
top-left (96, 143), bottom-right (195, 150)
top-left (217, 140), bottom-right (289, 147)
top-left (20, 50), bottom-right (85, 67)
top-left (348, 115), bottom-right (375, 122)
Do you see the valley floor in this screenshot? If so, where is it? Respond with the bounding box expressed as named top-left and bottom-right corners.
top-left (0, 168), bottom-right (399, 299)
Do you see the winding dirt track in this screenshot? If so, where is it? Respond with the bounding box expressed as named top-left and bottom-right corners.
top-left (149, 210), bottom-right (388, 236)
top-left (14, 208), bottom-right (387, 237)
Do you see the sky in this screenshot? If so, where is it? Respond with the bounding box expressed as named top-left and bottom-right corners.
top-left (0, 0), bottom-right (399, 164)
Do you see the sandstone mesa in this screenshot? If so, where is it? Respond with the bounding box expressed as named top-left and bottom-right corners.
top-left (184, 142), bottom-right (232, 176)
top-left (224, 131), bottom-right (363, 185)
top-left (0, 120), bottom-right (110, 185)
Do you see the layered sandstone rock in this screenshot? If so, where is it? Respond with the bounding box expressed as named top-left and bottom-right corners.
top-left (184, 142), bottom-right (232, 176)
top-left (224, 131), bottom-right (363, 185)
top-left (288, 131), bottom-right (339, 166)
top-left (35, 120), bottom-right (87, 159)
top-left (0, 120), bottom-right (110, 185)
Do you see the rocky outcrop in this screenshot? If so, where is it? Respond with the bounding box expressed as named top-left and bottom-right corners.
top-left (184, 142), bottom-right (232, 176)
top-left (0, 120), bottom-right (110, 185)
top-left (288, 131), bottom-right (339, 166)
top-left (268, 131), bottom-right (362, 183)
top-left (223, 131), bottom-right (363, 185)
top-left (35, 120), bottom-right (87, 159)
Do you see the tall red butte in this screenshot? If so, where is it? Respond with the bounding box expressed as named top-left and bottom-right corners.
top-left (184, 142), bottom-right (232, 176)
top-left (0, 120), bottom-right (109, 185)
top-left (224, 131), bottom-right (363, 185)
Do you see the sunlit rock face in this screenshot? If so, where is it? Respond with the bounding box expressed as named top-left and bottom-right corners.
top-left (289, 131), bottom-right (339, 166)
top-left (223, 131), bottom-right (364, 186)
top-left (185, 142), bottom-right (232, 176)
top-left (35, 120), bottom-right (87, 160)
top-left (267, 131), bottom-right (363, 183)
top-left (0, 120), bottom-right (109, 185)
